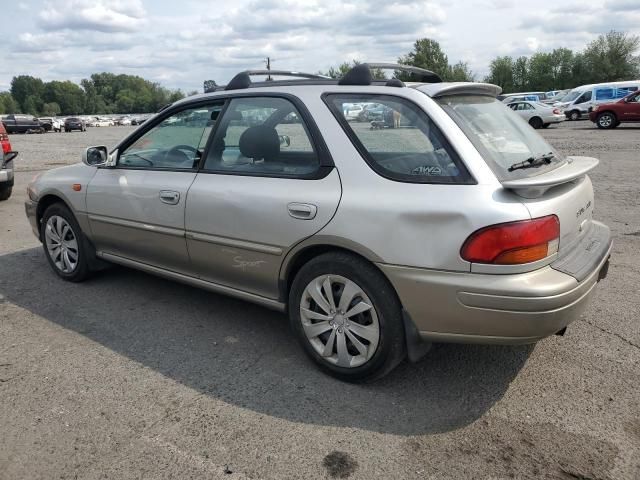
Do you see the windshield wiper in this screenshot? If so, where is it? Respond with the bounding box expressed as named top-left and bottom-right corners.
top-left (508, 152), bottom-right (555, 172)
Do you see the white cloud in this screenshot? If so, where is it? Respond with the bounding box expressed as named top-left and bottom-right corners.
top-left (38, 0), bottom-right (146, 32)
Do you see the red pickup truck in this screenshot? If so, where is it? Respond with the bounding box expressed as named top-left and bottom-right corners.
top-left (590, 90), bottom-right (640, 129)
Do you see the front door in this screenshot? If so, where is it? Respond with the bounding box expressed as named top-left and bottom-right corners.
top-left (185, 95), bottom-right (341, 299)
top-left (624, 92), bottom-right (640, 120)
top-left (86, 102), bottom-right (223, 274)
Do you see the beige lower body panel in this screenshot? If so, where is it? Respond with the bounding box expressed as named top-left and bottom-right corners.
top-left (378, 244), bottom-right (611, 344)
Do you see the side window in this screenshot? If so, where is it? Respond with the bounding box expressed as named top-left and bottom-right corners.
top-left (203, 97), bottom-right (319, 176)
top-left (325, 94), bottom-right (472, 184)
top-left (524, 103), bottom-right (535, 110)
top-left (595, 88), bottom-right (613, 100)
top-left (119, 103), bottom-right (223, 170)
top-left (576, 91), bottom-right (592, 104)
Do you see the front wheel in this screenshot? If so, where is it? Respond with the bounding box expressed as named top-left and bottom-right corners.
top-left (569, 110), bottom-right (581, 121)
top-left (289, 252), bottom-right (406, 382)
top-left (41, 203), bottom-right (92, 282)
top-left (596, 112), bottom-right (616, 129)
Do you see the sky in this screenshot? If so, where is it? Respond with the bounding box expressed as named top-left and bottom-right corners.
top-left (2, 0), bottom-right (640, 93)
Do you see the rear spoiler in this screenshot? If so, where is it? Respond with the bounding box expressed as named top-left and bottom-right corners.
top-left (501, 156), bottom-right (598, 198)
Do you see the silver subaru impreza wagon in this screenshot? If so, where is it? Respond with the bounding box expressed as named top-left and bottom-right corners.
top-left (25, 63), bottom-right (611, 381)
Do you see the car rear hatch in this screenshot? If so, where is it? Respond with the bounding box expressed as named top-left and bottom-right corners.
top-left (432, 90), bottom-right (611, 281)
top-left (502, 157), bottom-right (611, 280)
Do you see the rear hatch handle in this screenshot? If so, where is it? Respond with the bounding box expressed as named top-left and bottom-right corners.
top-left (501, 156), bottom-right (598, 198)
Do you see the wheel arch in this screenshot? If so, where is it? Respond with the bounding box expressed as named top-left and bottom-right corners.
top-left (36, 194), bottom-right (75, 238)
top-left (279, 237), bottom-right (387, 304)
top-left (597, 110), bottom-right (617, 120)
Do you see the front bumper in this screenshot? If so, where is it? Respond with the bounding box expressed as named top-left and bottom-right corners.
top-left (25, 199), bottom-right (40, 239)
top-left (378, 222), bottom-right (612, 345)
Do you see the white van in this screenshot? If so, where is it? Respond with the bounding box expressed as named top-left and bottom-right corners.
top-left (555, 81), bottom-right (640, 120)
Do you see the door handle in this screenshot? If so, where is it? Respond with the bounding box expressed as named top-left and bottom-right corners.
top-left (287, 203), bottom-right (317, 220)
top-left (159, 190), bottom-right (180, 205)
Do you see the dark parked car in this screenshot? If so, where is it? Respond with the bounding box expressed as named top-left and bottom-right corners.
top-left (1, 114), bottom-right (44, 134)
top-left (589, 90), bottom-right (640, 128)
top-left (64, 117), bottom-right (86, 132)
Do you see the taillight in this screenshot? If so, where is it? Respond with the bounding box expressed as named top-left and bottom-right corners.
top-left (0, 133), bottom-right (10, 154)
top-left (552, 108), bottom-right (561, 115)
top-left (461, 215), bottom-right (560, 265)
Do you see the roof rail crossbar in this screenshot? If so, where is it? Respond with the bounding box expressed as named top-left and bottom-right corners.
top-left (243, 70), bottom-right (332, 80)
top-left (338, 63), bottom-right (442, 86)
top-left (224, 70), bottom-right (332, 90)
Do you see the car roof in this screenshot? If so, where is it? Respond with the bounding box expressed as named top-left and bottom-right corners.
top-left (171, 64), bottom-right (502, 109)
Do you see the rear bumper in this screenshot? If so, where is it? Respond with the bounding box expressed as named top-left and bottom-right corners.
top-left (0, 168), bottom-right (14, 184)
top-left (378, 223), bottom-right (612, 345)
top-left (544, 114), bottom-right (566, 124)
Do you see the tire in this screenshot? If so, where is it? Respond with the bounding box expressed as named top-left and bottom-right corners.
top-left (569, 110), bottom-right (581, 121)
top-left (596, 112), bottom-right (616, 129)
top-left (0, 185), bottom-right (12, 201)
top-left (529, 117), bottom-right (543, 129)
top-left (40, 203), bottom-right (92, 282)
top-left (542, 123), bottom-right (550, 129)
top-left (288, 252), bottom-right (406, 382)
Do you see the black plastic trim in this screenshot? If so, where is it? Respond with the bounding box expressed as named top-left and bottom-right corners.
top-left (322, 92), bottom-right (476, 185)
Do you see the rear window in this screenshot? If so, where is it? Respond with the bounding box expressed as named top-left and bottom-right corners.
top-left (437, 95), bottom-right (564, 180)
top-left (324, 94), bottom-right (473, 184)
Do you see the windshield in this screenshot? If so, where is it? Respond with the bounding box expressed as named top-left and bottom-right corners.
top-left (560, 90), bottom-right (582, 103)
top-left (436, 95), bottom-right (563, 180)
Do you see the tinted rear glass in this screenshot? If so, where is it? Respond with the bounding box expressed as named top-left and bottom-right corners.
top-left (437, 95), bottom-right (564, 180)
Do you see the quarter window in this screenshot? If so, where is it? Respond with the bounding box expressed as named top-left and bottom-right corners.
top-left (325, 94), bottom-right (472, 183)
top-left (203, 97), bottom-right (319, 176)
top-left (119, 103), bottom-right (223, 170)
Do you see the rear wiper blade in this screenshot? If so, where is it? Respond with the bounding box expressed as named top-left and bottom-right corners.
top-left (508, 152), bottom-right (555, 172)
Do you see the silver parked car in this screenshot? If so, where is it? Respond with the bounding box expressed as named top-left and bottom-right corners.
top-left (507, 101), bottom-right (566, 129)
top-left (25, 64), bottom-right (611, 381)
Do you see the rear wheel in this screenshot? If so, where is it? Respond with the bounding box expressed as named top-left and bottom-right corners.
top-left (542, 123), bottom-right (550, 129)
top-left (289, 252), bottom-right (406, 382)
top-left (41, 203), bottom-right (92, 282)
top-left (529, 117), bottom-right (543, 129)
top-left (596, 112), bottom-right (617, 129)
top-left (0, 185), bottom-right (12, 201)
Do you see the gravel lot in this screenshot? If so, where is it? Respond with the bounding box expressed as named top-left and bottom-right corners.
top-left (1, 122), bottom-right (639, 479)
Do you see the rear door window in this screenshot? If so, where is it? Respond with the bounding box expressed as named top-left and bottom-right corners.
top-left (202, 96), bottom-right (320, 177)
top-left (324, 94), bottom-right (473, 184)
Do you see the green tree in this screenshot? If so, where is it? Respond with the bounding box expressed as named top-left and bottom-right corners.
top-left (583, 30), bottom-right (640, 82)
top-left (0, 92), bottom-right (19, 114)
top-left (10, 75), bottom-right (44, 112)
top-left (512, 56), bottom-right (529, 90)
top-left (398, 38), bottom-right (450, 80)
top-left (43, 80), bottom-right (85, 115)
top-left (22, 95), bottom-right (40, 115)
top-left (42, 102), bottom-right (61, 116)
top-left (447, 61), bottom-right (474, 82)
top-left (484, 56), bottom-right (515, 92)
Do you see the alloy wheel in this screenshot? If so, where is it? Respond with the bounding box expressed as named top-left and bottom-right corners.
top-left (45, 215), bottom-right (79, 273)
top-left (300, 274), bottom-right (380, 368)
top-left (598, 114), bottom-right (613, 128)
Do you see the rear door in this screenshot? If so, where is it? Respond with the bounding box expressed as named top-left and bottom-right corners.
top-left (86, 101), bottom-right (224, 274)
top-left (185, 95), bottom-right (341, 299)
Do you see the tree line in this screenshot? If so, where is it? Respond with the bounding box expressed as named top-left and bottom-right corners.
top-left (0, 73), bottom-right (188, 116)
top-left (2, 30), bottom-right (638, 116)
top-left (323, 30), bottom-right (639, 92)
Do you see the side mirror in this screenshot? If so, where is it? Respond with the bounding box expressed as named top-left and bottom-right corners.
top-left (82, 146), bottom-right (108, 166)
top-left (279, 135), bottom-right (291, 147)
